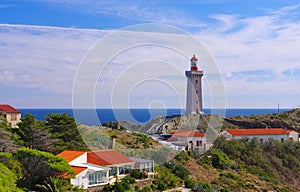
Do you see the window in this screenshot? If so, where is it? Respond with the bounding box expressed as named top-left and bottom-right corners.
top-left (88, 171), bottom-right (107, 186)
top-left (109, 167), bottom-right (117, 176)
top-left (11, 114), bottom-right (17, 121)
top-left (195, 80), bottom-right (198, 84)
top-left (196, 140), bottom-right (203, 147)
top-left (145, 162), bottom-right (153, 172)
top-left (119, 165), bottom-right (131, 175)
top-left (281, 138), bottom-right (284, 142)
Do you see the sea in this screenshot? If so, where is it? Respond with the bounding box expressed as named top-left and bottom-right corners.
top-left (19, 108), bottom-right (292, 126)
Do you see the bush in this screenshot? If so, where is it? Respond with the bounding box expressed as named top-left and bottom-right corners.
top-left (174, 151), bottom-right (189, 163)
top-left (210, 149), bottom-right (232, 170)
top-left (184, 177), bottom-right (197, 189)
top-left (122, 175), bottom-right (136, 184)
top-left (130, 169), bottom-right (142, 179)
top-left (219, 172), bottom-right (242, 182)
top-left (141, 185), bottom-right (152, 192)
top-left (155, 166), bottom-right (180, 189)
top-left (157, 181), bottom-right (167, 190)
top-left (164, 160), bottom-right (190, 179)
top-left (217, 172), bottom-right (244, 190)
top-left (107, 180), bottom-right (131, 192)
top-left (245, 166), bottom-right (276, 183)
top-left (193, 181), bottom-right (212, 192)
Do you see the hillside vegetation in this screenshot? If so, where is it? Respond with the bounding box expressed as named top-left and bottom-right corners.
top-left (223, 108), bottom-right (300, 131)
top-left (1, 109), bottom-right (300, 191)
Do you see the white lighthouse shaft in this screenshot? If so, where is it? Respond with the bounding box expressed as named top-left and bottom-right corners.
top-left (185, 55), bottom-right (203, 114)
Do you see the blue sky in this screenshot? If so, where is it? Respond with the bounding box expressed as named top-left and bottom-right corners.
top-left (1, 0), bottom-right (300, 109)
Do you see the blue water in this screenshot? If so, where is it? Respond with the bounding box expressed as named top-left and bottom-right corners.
top-left (19, 108), bottom-right (291, 126)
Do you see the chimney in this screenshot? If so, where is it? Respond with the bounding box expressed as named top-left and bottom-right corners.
top-left (110, 137), bottom-right (116, 149)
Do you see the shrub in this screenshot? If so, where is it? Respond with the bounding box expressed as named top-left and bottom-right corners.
top-left (193, 181), bottom-right (212, 192)
top-left (155, 166), bottom-right (180, 189)
top-left (122, 175), bottom-right (136, 184)
top-left (174, 151), bottom-right (189, 163)
top-left (130, 169), bottom-right (142, 179)
top-left (164, 160), bottom-right (190, 179)
top-left (184, 177), bottom-right (197, 189)
top-left (210, 149), bottom-right (232, 170)
top-left (157, 181), bottom-right (167, 190)
top-left (141, 185), bottom-right (152, 192)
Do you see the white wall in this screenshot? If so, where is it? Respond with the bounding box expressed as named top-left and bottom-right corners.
top-left (288, 131), bottom-right (299, 141)
top-left (3, 112), bottom-right (21, 128)
top-left (70, 153), bottom-right (87, 165)
top-left (71, 170), bottom-right (88, 189)
top-left (220, 130), bottom-right (299, 142)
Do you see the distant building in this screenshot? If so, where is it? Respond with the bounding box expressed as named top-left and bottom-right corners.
top-left (220, 128), bottom-right (299, 142)
top-left (185, 54), bottom-right (203, 114)
top-left (57, 149), bottom-right (155, 190)
top-left (0, 104), bottom-right (21, 128)
top-left (170, 130), bottom-right (207, 151)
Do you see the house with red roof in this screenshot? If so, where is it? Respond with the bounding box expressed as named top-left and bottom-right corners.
top-left (0, 104), bottom-right (21, 128)
top-left (220, 128), bottom-right (299, 142)
top-left (57, 150), bottom-right (110, 189)
top-left (169, 130), bottom-right (207, 151)
top-left (57, 149), bottom-right (155, 189)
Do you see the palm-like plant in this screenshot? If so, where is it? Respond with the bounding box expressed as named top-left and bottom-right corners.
top-left (36, 177), bottom-right (63, 192)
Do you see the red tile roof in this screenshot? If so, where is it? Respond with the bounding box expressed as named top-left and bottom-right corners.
top-left (87, 150), bottom-right (135, 166)
top-left (0, 104), bottom-right (20, 113)
top-left (170, 130), bottom-right (205, 137)
top-left (225, 128), bottom-right (293, 136)
top-left (57, 150), bottom-right (86, 162)
top-left (71, 166), bottom-right (87, 175)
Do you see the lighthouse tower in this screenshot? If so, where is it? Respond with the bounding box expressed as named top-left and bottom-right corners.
top-left (185, 54), bottom-right (203, 114)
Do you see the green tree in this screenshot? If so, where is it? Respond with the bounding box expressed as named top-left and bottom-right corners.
top-left (0, 128), bottom-right (17, 152)
top-left (14, 148), bottom-right (75, 190)
top-left (0, 152), bottom-right (23, 180)
top-left (0, 116), bottom-right (8, 129)
top-left (14, 113), bottom-right (56, 152)
top-left (36, 176), bottom-right (64, 192)
top-left (0, 162), bottom-right (22, 192)
top-left (45, 113), bottom-right (88, 153)
top-left (36, 177), bottom-right (84, 192)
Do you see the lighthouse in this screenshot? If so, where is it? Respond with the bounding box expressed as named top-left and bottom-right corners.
top-left (185, 54), bottom-right (203, 114)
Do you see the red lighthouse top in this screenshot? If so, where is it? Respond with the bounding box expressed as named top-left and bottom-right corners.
top-left (190, 54), bottom-right (198, 71)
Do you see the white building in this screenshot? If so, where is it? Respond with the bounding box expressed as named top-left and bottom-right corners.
top-left (0, 104), bottom-right (21, 128)
top-left (219, 128), bottom-right (299, 142)
top-left (57, 149), bottom-right (155, 189)
top-left (170, 130), bottom-right (207, 150)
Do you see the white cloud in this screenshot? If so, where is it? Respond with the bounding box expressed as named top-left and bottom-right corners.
top-left (2, 4), bottom-right (300, 108)
top-left (196, 5), bottom-right (300, 108)
top-left (0, 24), bottom-right (108, 95)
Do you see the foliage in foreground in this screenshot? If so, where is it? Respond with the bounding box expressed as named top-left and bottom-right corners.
top-left (15, 148), bottom-right (75, 190)
top-left (214, 137), bottom-right (300, 189)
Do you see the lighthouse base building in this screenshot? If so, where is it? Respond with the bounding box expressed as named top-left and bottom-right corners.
top-left (186, 55), bottom-right (203, 115)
